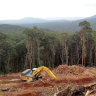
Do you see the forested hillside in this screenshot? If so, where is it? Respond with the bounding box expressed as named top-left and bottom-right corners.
top-left (21, 15), bottom-right (96, 32)
top-left (0, 20), bottom-right (96, 74)
top-left (0, 24), bottom-right (25, 33)
top-left (0, 15), bottom-right (96, 33)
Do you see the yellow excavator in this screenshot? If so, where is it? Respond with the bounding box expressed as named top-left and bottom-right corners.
top-left (19, 66), bottom-right (56, 81)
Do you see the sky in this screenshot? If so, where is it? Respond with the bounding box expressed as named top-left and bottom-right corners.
top-left (0, 0), bottom-right (96, 20)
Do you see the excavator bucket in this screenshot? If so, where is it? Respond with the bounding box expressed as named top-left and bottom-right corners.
top-left (20, 69), bottom-right (34, 81)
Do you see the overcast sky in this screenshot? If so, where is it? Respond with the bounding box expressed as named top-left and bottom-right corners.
top-left (0, 0), bottom-right (96, 20)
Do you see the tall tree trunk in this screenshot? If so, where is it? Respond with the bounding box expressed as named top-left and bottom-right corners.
top-left (32, 45), bottom-right (35, 67)
top-left (76, 44), bottom-right (79, 65)
top-left (52, 53), bottom-right (54, 68)
top-left (65, 42), bottom-right (68, 65)
top-left (37, 41), bottom-right (40, 66)
top-left (60, 47), bottom-right (64, 64)
top-left (94, 43), bottom-right (96, 66)
top-left (8, 54), bottom-right (11, 73)
top-left (30, 42), bottom-right (33, 69)
top-left (89, 48), bottom-right (92, 66)
top-left (82, 30), bottom-right (86, 66)
top-left (43, 50), bottom-right (46, 66)
top-left (52, 45), bottom-right (55, 68)
top-left (70, 46), bottom-right (73, 65)
top-left (0, 49), bottom-right (1, 71)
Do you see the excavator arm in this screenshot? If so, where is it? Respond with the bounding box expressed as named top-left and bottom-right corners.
top-left (32, 66), bottom-right (56, 79)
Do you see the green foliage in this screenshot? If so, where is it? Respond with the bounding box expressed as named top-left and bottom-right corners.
top-left (0, 32), bottom-right (26, 73)
top-left (0, 21), bottom-right (96, 74)
top-left (0, 24), bottom-right (25, 33)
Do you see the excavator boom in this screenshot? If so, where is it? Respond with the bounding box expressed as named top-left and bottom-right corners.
top-left (32, 66), bottom-right (56, 79)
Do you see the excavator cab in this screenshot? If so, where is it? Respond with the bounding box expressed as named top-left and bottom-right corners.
top-left (20, 69), bottom-right (34, 81)
top-left (20, 68), bottom-right (40, 81)
top-left (21, 69), bottom-right (32, 77)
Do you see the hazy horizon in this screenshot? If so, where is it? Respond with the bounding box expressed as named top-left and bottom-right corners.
top-left (0, 15), bottom-right (94, 21)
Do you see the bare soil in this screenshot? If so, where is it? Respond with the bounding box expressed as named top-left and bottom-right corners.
top-left (0, 64), bottom-right (96, 96)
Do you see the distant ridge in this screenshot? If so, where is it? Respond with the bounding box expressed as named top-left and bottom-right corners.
top-left (0, 15), bottom-right (96, 32)
top-left (0, 17), bottom-right (48, 24)
top-left (20, 15), bottom-right (96, 32)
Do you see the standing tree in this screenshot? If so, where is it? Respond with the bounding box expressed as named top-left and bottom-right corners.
top-left (59, 33), bottom-right (69, 64)
top-left (79, 21), bottom-right (92, 66)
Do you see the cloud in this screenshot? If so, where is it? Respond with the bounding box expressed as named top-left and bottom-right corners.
top-left (0, 0), bottom-right (96, 20)
top-left (86, 3), bottom-right (96, 7)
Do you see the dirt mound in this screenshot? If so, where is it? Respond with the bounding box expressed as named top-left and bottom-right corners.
top-left (83, 68), bottom-right (96, 77)
top-left (53, 64), bottom-right (85, 75)
top-left (52, 64), bottom-right (96, 81)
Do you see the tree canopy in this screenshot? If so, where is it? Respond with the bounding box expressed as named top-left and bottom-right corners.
top-left (0, 21), bottom-right (96, 74)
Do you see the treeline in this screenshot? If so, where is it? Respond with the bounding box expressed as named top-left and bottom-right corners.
top-left (0, 20), bottom-right (96, 74)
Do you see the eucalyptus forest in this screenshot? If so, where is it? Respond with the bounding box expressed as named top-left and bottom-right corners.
top-left (0, 20), bottom-right (96, 74)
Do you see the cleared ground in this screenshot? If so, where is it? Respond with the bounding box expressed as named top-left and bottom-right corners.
top-left (0, 64), bottom-right (96, 96)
